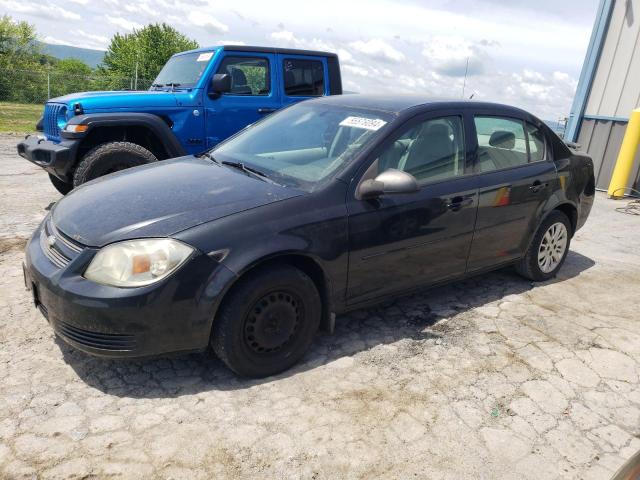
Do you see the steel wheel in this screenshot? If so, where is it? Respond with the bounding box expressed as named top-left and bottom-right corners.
top-left (243, 291), bottom-right (302, 354)
top-left (537, 222), bottom-right (568, 273)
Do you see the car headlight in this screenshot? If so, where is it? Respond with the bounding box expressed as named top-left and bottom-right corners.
top-left (84, 239), bottom-right (194, 287)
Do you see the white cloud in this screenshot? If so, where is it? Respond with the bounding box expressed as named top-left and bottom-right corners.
top-left (187, 12), bottom-right (229, 34)
top-left (270, 30), bottom-right (296, 43)
top-left (349, 39), bottom-right (405, 63)
top-left (0, 0), bottom-right (80, 20)
top-left (67, 0), bottom-right (88, 4)
top-left (106, 15), bottom-right (142, 31)
top-left (215, 39), bottom-right (246, 46)
top-left (343, 65), bottom-right (369, 77)
top-left (422, 36), bottom-right (488, 77)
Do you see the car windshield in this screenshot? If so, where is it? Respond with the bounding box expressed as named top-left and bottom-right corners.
top-left (151, 51), bottom-right (215, 89)
top-left (211, 102), bottom-right (394, 191)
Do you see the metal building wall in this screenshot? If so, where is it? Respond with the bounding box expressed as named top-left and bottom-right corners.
top-left (577, 119), bottom-right (640, 190)
top-left (575, 0), bottom-right (640, 193)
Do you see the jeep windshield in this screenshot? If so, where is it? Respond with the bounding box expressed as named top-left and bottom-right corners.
top-left (151, 51), bottom-right (215, 89)
top-left (210, 102), bottom-right (394, 192)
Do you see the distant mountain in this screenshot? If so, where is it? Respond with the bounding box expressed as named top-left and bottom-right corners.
top-left (40, 43), bottom-right (105, 68)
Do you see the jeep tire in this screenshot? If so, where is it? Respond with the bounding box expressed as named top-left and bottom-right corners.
top-left (48, 173), bottom-right (73, 195)
top-left (73, 141), bottom-right (157, 187)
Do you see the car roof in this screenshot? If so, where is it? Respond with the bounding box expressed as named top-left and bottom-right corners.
top-left (306, 94), bottom-right (533, 117)
top-left (176, 45), bottom-right (338, 58)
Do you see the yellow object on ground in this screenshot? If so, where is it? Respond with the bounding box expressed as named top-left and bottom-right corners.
top-left (608, 108), bottom-right (640, 199)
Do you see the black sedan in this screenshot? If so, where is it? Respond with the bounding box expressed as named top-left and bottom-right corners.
top-left (23, 95), bottom-right (595, 377)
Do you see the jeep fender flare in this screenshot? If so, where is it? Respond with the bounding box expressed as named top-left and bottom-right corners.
top-left (64, 112), bottom-right (186, 158)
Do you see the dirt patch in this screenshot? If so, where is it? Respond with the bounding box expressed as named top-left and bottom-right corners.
top-left (0, 236), bottom-right (28, 254)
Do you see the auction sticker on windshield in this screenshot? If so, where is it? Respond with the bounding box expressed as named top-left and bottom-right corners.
top-left (197, 52), bottom-right (213, 62)
top-left (339, 116), bottom-right (387, 131)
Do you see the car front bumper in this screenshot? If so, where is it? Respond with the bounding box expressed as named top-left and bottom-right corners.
top-left (17, 135), bottom-right (79, 182)
top-left (23, 222), bottom-right (236, 358)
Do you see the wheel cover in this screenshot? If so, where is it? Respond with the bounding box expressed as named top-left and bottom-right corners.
top-left (243, 291), bottom-right (301, 353)
top-left (537, 222), bottom-right (568, 273)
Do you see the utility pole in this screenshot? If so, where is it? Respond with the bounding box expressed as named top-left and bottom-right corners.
top-left (461, 56), bottom-right (469, 98)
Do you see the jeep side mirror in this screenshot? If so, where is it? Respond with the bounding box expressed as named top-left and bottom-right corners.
top-left (209, 74), bottom-right (231, 98)
top-left (357, 169), bottom-right (419, 199)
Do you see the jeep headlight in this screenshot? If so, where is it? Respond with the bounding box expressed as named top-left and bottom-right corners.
top-left (84, 239), bottom-right (194, 287)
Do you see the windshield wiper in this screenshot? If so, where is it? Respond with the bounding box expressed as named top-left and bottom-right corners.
top-left (165, 82), bottom-right (181, 91)
top-left (221, 160), bottom-right (279, 185)
top-left (150, 83), bottom-right (164, 90)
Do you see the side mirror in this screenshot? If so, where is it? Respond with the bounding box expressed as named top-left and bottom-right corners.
top-left (209, 73), bottom-right (231, 98)
top-left (357, 169), bottom-right (419, 199)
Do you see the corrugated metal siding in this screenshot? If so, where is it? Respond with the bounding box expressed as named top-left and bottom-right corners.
top-left (577, 118), bottom-right (640, 192)
top-left (585, 0), bottom-right (640, 118)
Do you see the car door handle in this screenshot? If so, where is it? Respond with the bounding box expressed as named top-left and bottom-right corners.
top-left (446, 196), bottom-right (474, 211)
top-left (257, 108), bottom-right (277, 114)
top-left (529, 180), bottom-right (548, 193)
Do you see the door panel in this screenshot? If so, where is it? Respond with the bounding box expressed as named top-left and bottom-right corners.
top-left (466, 115), bottom-right (558, 272)
top-left (345, 112), bottom-right (478, 305)
top-left (347, 178), bottom-right (478, 304)
top-left (204, 53), bottom-right (279, 147)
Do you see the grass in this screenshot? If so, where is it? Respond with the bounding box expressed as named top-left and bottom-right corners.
top-left (0, 102), bottom-right (42, 134)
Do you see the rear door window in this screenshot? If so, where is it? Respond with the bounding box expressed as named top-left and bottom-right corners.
top-left (474, 116), bottom-right (528, 172)
top-left (283, 58), bottom-right (324, 97)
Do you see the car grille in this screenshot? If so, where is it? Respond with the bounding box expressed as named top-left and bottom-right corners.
top-left (43, 103), bottom-right (65, 142)
top-left (40, 219), bottom-right (84, 268)
top-left (55, 321), bottom-right (137, 351)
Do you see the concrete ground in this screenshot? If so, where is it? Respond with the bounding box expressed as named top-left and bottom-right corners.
top-left (1, 133), bottom-right (639, 479)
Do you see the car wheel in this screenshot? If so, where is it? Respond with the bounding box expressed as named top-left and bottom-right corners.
top-left (515, 210), bottom-right (572, 281)
top-left (48, 173), bottom-right (73, 195)
top-left (211, 264), bottom-right (321, 378)
top-left (73, 141), bottom-right (157, 187)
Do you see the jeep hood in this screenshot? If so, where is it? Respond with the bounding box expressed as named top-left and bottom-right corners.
top-left (49, 90), bottom-right (197, 110)
top-left (51, 157), bottom-right (303, 247)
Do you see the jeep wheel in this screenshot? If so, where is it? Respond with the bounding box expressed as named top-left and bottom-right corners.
top-left (48, 174), bottom-right (73, 195)
top-left (73, 141), bottom-right (157, 187)
top-left (211, 265), bottom-right (321, 378)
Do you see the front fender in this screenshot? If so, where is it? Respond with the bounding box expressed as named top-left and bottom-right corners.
top-left (62, 112), bottom-right (186, 158)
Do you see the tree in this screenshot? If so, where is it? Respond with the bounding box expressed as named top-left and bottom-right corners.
top-left (50, 58), bottom-right (93, 97)
top-left (0, 15), bottom-right (43, 101)
top-left (98, 23), bottom-right (198, 89)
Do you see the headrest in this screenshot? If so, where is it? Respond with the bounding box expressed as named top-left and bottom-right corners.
top-left (425, 124), bottom-right (450, 138)
top-left (489, 130), bottom-right (515, 149)
top-left (230, 67), bottom-right (248, 86)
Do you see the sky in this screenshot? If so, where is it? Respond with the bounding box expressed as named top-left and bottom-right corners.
top-left (1, 0), bottom-right (601, 120)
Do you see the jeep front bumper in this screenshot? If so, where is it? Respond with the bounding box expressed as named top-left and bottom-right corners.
top-left (17, 135), bottom-right (79, 182)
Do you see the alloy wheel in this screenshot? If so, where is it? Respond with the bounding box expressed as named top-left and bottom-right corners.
top-left (537, 222), bottom-right (568, 273)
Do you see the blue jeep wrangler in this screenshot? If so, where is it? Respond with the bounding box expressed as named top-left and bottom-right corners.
top-left (17, 45), bottom-right (342, 194)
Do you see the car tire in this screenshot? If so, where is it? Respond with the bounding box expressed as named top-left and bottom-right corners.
top-left (73, 141), bottom-right (157, 187)
top-left (515, 210), bottom-right (572, 281)
top-left (48, 173), bottom-right (73, 195)
top-left (211, 264), bottom-right (321, 378)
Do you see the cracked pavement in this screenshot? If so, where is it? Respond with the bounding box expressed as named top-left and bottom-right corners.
top-left (1, 134), bottom-right (639, 479)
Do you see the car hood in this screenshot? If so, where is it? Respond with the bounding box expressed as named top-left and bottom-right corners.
top-left (49, 90), bottom-right (197, 110)
top-left (51, 156), bottom-right (303, 247)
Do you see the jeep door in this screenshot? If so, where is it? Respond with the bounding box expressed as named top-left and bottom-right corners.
top-left (466, 112), bottom-right (558, 273)
top-left (204, 52), bottom-right (280, 147)
top-left (346, 112), bottom-right (479, 305)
